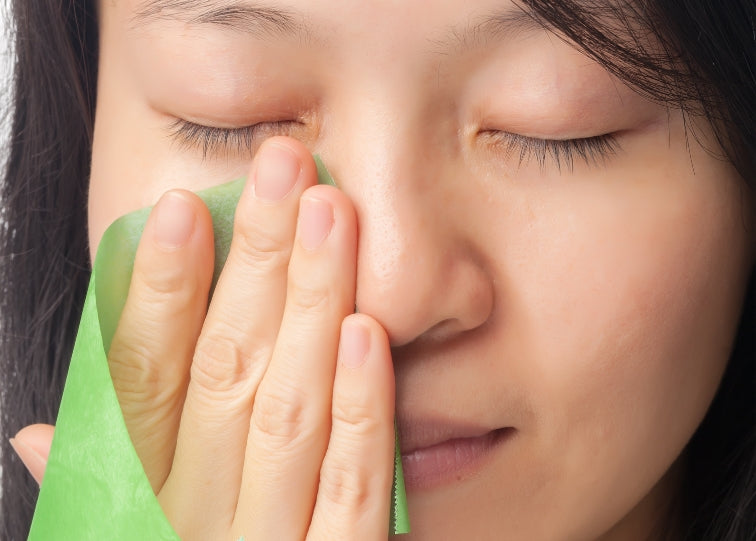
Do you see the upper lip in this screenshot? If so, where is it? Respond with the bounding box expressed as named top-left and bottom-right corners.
top-left (397, 417), bottom-right (504, 455)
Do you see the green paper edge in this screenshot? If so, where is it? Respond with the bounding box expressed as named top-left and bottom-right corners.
top-left (390, 419), bottom-right (410, 535)
top-left (30, 156), bottom-right (408, 539)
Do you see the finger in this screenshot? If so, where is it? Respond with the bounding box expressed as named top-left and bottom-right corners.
top-left (10, 424), bottom-right (55, 486)
top-left (108, 190), bottom-right (214, 492)
top-left (308, 315), bottom-right (395, 541)
top-left (159, 138), bottom-right (318, 539)
top-left (232, 184), bottom-right (357, 540)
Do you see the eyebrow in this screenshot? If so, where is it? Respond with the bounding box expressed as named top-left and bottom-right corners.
top-left (131, 1), bottom-right (545, 53)
top-left (131, 0), bottom-right (304, 36)
top-left (434, 7), bottom-right (547, 54)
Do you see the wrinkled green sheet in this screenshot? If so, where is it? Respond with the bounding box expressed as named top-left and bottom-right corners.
top-left (29, 159), bottom-right (409, 539)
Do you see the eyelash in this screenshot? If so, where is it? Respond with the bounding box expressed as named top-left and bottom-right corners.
top-left (168, 119), bottom-right (620, 171)
top-left (482, 130), bottom-right (620, 172)
top-left (168, 119), bottom-right (300, 159)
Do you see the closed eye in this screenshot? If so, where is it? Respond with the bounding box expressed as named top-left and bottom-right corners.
top-left (481, 130), bottom-right (621, 172)
top-left (167, 119), bottom-right (302, 159)
top-left (168, 118), bottom-right (620, 171)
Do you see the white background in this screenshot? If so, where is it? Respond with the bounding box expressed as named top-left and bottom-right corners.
top-left (1, 0), bottom-right (12, 158)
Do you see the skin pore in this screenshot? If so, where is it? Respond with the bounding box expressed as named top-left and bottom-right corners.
top-left (82, 0), bottom-right (754, 539)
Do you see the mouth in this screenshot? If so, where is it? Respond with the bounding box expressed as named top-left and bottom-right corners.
top-left (398, 420), bottom-right (515, 490)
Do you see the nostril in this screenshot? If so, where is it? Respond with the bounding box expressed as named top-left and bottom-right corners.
top-left (390, 318), bottom-right (468, 349)
top-left (418, 318), bottom-right (468, 345)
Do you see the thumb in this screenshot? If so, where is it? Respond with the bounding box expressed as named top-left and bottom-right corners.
top-left (10, 423), bottom-right (55, 486)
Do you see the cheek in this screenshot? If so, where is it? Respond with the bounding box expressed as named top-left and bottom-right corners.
top-left (540, 204), bottom-right (728, 452)
top-left (88, 94), bottom-right (249, 260)
top-left (499, 134), bottom-right (752, 534)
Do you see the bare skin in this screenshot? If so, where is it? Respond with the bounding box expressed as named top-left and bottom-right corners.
top-left (14, 1), bottom-right (754, 539)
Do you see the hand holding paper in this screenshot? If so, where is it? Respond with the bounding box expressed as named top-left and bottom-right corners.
top-left (30, 139), bottom-right (408, 539)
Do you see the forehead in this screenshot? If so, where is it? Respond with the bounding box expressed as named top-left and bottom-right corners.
top-left (101, 0), bottom-right (642, 131)
top-left (115, 0), bottom-right (548, 54)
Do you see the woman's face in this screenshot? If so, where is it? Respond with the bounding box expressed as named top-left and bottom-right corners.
top-left (90, 0), bottom-right (754, 539)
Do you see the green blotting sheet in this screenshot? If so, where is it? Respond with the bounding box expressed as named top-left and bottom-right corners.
top-left (29, 157), bottom-right (409, 539)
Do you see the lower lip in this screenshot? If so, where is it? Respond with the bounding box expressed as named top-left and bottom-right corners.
top-left (401, 428), bottom-right (513, 490)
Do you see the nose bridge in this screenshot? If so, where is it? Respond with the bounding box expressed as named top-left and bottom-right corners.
top-left (327, 87), bottom-right (493, 346)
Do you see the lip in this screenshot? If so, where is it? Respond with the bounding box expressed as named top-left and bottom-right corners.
top-left (398, 419), bottom-right (514, 490)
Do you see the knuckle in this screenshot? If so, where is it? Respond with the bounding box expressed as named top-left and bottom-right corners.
top-left (108, 338), bottom-right (162, 392)
top-left (251, 384), bottom-right (311, 447)
top-left (290, 278), bottom-right (331, 314)
top-left (133, 260), bottom-right (192, 298)
top-left (319, 460), bottom-right (371, 514)
top-left (117, 380), bottom-right (182, 425)
top-left (332, 412), bottom-right (383, 459)
top-left (191, 334), bottom-right (254, 395)
top-left (331, 400), bottom-right (382, 440)
top-left (233, 216), bottom-right (292, 268)
top-left (109, 342), bottom-right (186, 415)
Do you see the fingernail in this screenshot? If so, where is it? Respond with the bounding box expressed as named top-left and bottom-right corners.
top-left (254, 144), bottom-right (301, 201)
top-left (298, 197), bottom-right (334, 251)
top-left (9, 438), bottom-right (47, 486)
top-left (340, 318), bottom-right (370, 368)
top-left (153, 191), bottom-right (196, 249)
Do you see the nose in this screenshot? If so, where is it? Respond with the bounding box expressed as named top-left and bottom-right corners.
top-left (329, 115), bottom-right (495, 347)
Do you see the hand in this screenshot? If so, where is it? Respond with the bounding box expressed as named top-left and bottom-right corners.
top-left (15, 137), bottom-right (397, 541)
top-left (10, 423), bottom-right (54, 486)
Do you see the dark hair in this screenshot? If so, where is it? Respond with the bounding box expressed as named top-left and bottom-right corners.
top-left (1, 1), bottom-right (753, 540)
top-left (1, 1), bottom-right (98, 538)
